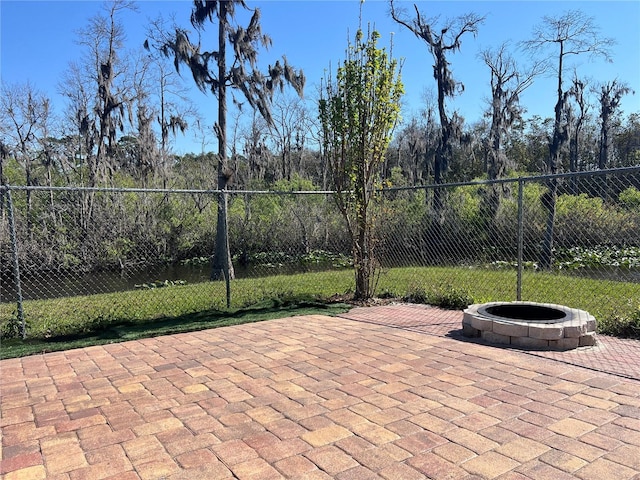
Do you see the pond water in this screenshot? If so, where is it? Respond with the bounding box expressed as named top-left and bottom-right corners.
top-left (0, 261), bottom-right (335, 303)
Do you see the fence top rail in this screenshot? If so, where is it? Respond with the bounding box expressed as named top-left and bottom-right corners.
top-left (0, 184), bottom-right (337, 195)
top-left (382, 165), bottom-right (640, 192)
top-left (1, 165), bottom-right (638, 195)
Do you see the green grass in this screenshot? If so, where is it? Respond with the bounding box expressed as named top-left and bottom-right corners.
top-left (1, 266), bottom-right (638, 359)
top-left (1, 271), bottom-right (354, 339)
top-left (0, 296), bottom-right (351, 359)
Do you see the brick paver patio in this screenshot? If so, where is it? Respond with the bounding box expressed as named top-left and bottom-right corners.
top-left (1, 304), bottom-right (639, 479)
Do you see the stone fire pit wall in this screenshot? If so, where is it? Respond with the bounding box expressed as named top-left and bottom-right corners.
top-left (462, 302), bottom-right (597, 351)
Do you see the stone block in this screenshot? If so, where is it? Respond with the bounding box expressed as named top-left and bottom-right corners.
top-left (579, 333), bottom-right (597, 347)
top-left (462, 324), bottom-right (481, 338)
top-left (549, 337), bottom-right (580, 351)
top-left (563, 324), bottom-right (587, 338)
top-left (492, 321), bottom-right (529, 337)
top-left (481, 331), bottom-right (511, 345)
top-left (466, 314), bottom-right (493, 332)
top-left (528, 324), bottom-right (563, 340)
top-left (510, 336), bottom-right (549, 349)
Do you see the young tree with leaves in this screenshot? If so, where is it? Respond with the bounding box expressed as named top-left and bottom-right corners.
top-left (148, 0), bottom-right (304, 283)
top-left (319, 27), bottom-right (403, 300)
top-left (523, 10), bottom-right (613, 270)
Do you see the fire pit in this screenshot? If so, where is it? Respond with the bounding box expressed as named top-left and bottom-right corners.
top-left (462, 301), bottom-right (596, 350)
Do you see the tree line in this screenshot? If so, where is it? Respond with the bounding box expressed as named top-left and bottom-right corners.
top-left (1, 1), bottom-right (638, 300)
top-left (1, 1), bottom-right (637, 191)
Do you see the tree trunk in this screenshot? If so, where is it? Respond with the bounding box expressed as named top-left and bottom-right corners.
top-left (211, 188), bottom-right (233, 281)
top-left (568, 129), bottom-right (581, 194)
top-left (210, 1), bottom-right (234, 282)
top-left (429, 61), bottom-right (451, 254)
top-left (598, 126), bottom-right (609, 170)
top-left (539, 177), bottom-right (558, 270)
top-left (486, 121), bottom-right (503, 222)
top-left (539, 144), bottom-right (561, 271)
top-left (353, 195), bottom-right (371, 300)
top-left (24, 159), bottom-right (33, 240)
top-left (539, 49), bottom-right (565, 271)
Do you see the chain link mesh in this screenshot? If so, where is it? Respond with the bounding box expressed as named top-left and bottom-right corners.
top-left (1, 167), bottom-right (639, 338)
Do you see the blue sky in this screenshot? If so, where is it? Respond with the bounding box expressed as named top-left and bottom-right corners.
top-left (1, 0), bottom-right (639, 154)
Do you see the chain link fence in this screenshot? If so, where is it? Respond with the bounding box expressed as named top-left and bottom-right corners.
top-left (376, 167), bottom-right (640, 317)
top-left (2, 167), bottom-right (639, 339)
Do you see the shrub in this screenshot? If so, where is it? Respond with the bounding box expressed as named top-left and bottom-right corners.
top-left (429, 285), bottom-right (474, 310)
top-left (555, 193), bottom-right (632, 247)
top-left (403, 284), bottom-right (428, 304)
top-left (403, 283), bottom-right (474, 310)
top-left (0, 312), bottom-right (25, 339)
top-left (619, 187), bottom-right (640, 210)
top-left (598, 306), bottom-right (640, 339)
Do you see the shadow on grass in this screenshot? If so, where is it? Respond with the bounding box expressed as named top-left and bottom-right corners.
top-left (0, 297), bottom-right (351, 360)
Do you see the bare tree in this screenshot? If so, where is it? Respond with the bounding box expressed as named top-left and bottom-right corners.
top-left (146, 17), bottom-right (201, 186)
top-left (78, 0), bottom-right (137, 185)
top-left (566, 74), bottom-right (590, 175)
top-left (392, 104), bottom-right (439, 187)
top-left (523, 10), bottom-right (614, 175)
top-left (59, 61), bottom-right (95, 186)
top-left (113, 53), bottom-right (159, 185)
top-left (57, 0), bottom-right (138, 234)
top-left (266, 91), bottom-right (309, 181)
top-left (394, 116), bottom-right (426, 185)
top-left (481, 43), bottom-right (543, 218)
top-left (597, 79), bottom-right (634, 169)
top-left (58, 61), bottom-right (103, 231)
top-left (0, 82), bottom-right (52, 233)
top-left (0, 140), bottom-right (8, 186)
top-left (305, 91), bottom-right (332, 189)
top-left (149, 0), bottom-right (305, 283)
top-left (482, 44), bottom-right (542, 180)
top-left (522, 9), bottom-right (614, 270)
top-left (615, 113), bottom-right (640, 167)
top-left (239, 111), bottom-right (269, 185)
top-left (390, 1), bottom-right (484, 224)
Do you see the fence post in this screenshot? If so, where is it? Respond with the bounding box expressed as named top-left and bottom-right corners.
top-left (6, 188), bottom-right (26, 339)
top-left (516, 178), bottom-right (524, 301)
top-left (224, 268), bottom-right (231, 309)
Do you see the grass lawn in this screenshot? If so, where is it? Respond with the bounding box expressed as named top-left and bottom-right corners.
top-left (0, 298), bottom-right (350, 359)
top-left (1, 266), bottom-right (638, 359)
